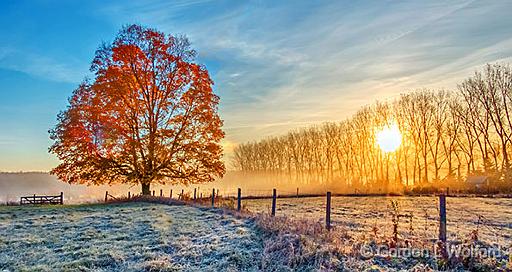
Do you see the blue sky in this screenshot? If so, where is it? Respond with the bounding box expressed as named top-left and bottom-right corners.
top-left (1, 0), bottom-right (512, 171)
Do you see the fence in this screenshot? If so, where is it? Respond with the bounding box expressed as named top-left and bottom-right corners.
top-left (20, 192), bottom-right (63, 205)
top-left (105, 188), bottom-right (446, 234)
top-left (105, 187), bottom-right (509, 251)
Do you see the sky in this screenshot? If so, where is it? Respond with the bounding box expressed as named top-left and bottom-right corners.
top-left (0, 0), bottom-right (512, 172)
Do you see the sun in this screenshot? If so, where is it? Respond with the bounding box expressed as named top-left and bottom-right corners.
top-left (376, 123), bottom-right (402, 153)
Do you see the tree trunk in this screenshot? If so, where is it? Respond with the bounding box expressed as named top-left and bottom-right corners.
top-left (142, 182), bottom-right (151, 195)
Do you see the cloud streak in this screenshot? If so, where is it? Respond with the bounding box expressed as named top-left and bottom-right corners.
top-left (0, 47), bottom-right (87, 83)
top-left (2, 0), bottom-right (512, 169)
top-left (100, 1), bottom-right (512, 160)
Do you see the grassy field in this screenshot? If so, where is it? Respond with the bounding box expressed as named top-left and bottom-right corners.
top-left (1, 200), bottom-right (510, 271)
top-left (0, 202), bottom-right (263, 271)
top-left (245, 196), bottom-right (512, 249)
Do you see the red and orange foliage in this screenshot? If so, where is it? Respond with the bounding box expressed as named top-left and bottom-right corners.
top-left (49, 24), bottom-right (225, 194)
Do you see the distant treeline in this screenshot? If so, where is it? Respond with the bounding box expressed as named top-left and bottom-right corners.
top-left (233, 64), bottom-right (512, 191)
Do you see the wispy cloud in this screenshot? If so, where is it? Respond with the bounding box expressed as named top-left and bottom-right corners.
top-left (0, 47), bottom-right (86, 83)
top-left (7, 0), bottom-right (512, 151)
top-left (62, 0), bottom-right (512, 147)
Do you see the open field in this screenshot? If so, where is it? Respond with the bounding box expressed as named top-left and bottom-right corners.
top-left (1, 199), bottom-right (510, 271)
top-left (0, 202), bottom-right (263, 271)
top-left (245, 196), bottom-right (512, 249)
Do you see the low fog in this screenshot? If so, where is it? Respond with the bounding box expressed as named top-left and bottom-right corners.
top-left (0, 171), bottom-right (350, 204)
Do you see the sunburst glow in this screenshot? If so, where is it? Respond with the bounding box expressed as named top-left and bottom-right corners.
top-left (376, 124), bottom-right (402, 153)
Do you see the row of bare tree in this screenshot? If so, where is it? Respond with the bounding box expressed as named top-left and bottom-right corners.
top-left (233, 64), bottom-right (512, 190)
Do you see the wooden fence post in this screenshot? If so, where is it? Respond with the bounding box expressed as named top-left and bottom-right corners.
top-left (296, 187), bottom-right (299, 198)
top-left (271, 189), bottom-right (277, 216)
top-left (160, 189), bottom-right (163, 197)
top-left (60, 192), bottom-right (64, 205)
top-left (237, 188), bottom-right (242, 212)
top-left (326, 192), bottom-right (331, 230)
top-left (152, 190), bottom-right (155, 196)
top-left (181, 189), bottom-right (184, 200)
top-left (194, 188), bottom-right (197, 200)
top-left (211, 189), bottom-right (215, 207)
top-left (105, 191), bottom-right (108, 202)
top-left (170, 189), bottom-right (173, 198)
top-left (128, 191), bottom-right (131, 199)
top-left (439, 194), bottom-right (447, 257)
top-left (439, 194), bottom-right (447, 241)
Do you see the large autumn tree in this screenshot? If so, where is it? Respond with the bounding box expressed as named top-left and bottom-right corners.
top-left (49, 24), bottom-right (225, 195)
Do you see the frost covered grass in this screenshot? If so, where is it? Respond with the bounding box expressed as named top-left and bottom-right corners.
top-left (245, 196), bottom-right (512, 249)
top-left (253, 212), bottom-right (511, 271)
top-left (1, 197), bottom-right (510, 271)
top-left (0, 202), bottom-right (263, 271)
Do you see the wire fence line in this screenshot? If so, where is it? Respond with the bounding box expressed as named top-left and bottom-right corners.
top-left (108, 187), bottom-right (511, 250)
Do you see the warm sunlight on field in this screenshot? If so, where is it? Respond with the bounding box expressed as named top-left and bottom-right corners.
top-left (376, 123), bottom-right (402, 153)
top-left (2, 1), bottom-right (512, 271)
